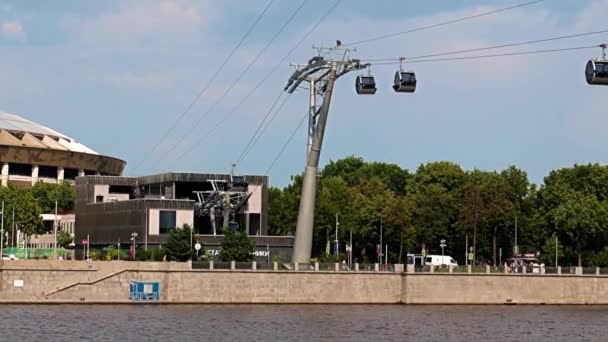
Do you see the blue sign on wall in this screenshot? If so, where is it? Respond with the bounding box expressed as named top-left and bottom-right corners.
top-left (129, 281), bottom-right (160, 301)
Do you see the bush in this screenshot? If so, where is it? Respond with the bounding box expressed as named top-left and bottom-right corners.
top-left (89, 250), bottom-right (102, 261)
top-left (106, 248), bottom-right (128, 261)
top-left (57, 231), bottom-right (73, 249)
top-left (164, 225), bottom-right (196, 261)
top-left (220, 229), bottom-right (254, 262)
top-left (587, 250), bottom-right (608, 267)
top-left (318, 253), bottom-right (346, 263)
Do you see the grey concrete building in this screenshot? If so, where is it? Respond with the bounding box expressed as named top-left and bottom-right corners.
top-left (75, 173), bottom-right (293, 260)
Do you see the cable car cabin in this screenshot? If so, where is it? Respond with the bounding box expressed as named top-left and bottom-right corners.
top-left (586, 60), bottom-right (608, 85)
top-left (393, 71), bottom-right (417, 93)
top-left (355, 75), bottom-right (377, 95)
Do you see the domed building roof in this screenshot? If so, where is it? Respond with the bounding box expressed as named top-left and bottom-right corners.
top-left (0, 111), bottom-right (98, 154)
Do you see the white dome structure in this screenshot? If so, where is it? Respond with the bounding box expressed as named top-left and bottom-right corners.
top-left (0, 111), bottom-right (125, 187)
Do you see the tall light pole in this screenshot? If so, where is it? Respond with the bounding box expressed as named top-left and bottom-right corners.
top-left (555, 235), bottom-right (558, 267)
top-left (0, 201), bottom-right (4, 257)
top-left (284, 45), bottom-right (368, 263)
top-left (131, 232), bottom-right (138, 261)
top-left (349, 227), bottom-right (353, 268)
top-left (11, 207), bottom-right (15, 248)
top-left (334, 213), bottom-right (339, 257)
top-left (465, 234), bottom-right (468, 267)
top-left (514, 215), bottom-right (519, 254)
top-left (53, 200), bottom-right (58, 259)
top-left (440, 239), bottom-right (446, 266)
top-left (379, 219), bottom-right (383, 265)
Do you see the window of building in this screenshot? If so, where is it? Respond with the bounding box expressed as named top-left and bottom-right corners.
top-left (8, 163), bottom-right (32, 177)
top-left (39, 165), bottom-right (58, 179)
top-left (96, 195), bottom-right (104, 203)
top-left (159, 210), bottom-right (177, 234)
top-left (64, 168), bottom-right (79, 180)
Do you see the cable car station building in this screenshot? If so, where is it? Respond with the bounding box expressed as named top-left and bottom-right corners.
top-left (74, 172), bottom-right (293, 261)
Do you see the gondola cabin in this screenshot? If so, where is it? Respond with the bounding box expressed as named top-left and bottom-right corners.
top-left (585, 59), bottom-right (608, 85)
top-left (393, 71), bottom-right (417, 93)
top-left (355, 75), bottom-right (377, 95)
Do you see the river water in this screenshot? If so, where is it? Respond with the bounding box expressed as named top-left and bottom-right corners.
top-left (1, 305), bottom-right (606, 341)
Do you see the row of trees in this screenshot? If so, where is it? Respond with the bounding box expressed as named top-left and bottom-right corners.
top-left (269, 156), bottom-right (608, 267)
top-left (0, 182), bottom-right (75, 239)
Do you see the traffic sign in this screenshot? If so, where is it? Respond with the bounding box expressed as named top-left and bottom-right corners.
top-left (468, 253), bottom-right (474, 260)
top-left (194, 243), bottom-right (202, 251)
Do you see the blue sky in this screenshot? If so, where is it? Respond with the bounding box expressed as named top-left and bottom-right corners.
top-left (0, 0), bottom-right (607, 187)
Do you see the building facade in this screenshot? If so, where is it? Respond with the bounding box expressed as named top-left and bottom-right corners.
top-left (74, 173), bottom-right (293, 260)
top-left (0, 112), bottom-right (125, 187)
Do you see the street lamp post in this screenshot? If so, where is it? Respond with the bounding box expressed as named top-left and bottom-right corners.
top-left (440, 239), bottom-right (447, 267)
top-left (131, 232), bottom-right (138, 261)
top-left (0, 201), bottom-right (4, 258)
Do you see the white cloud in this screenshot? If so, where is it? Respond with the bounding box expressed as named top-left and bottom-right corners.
top-left (76, 0), bottom-right (214, 51)
top-left (1, 20), bottom-right (24, 41)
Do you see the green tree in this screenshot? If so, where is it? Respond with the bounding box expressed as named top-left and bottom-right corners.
top-left (57, 230), bottom-right (73, 249)
top-left (541, 233), bottom-right (564, 266)
top-left (384, 196), bottom-right (414, 263)
top-left (51, 182), bottom-right (75, 212)
top-left (314, 176), bottom-right (359, 258)
top-left (220, 229), bottom-right (254, 262)
top-left (164, 224), bottom-right (195, 261)
top-left (406, 162), bottom-right (465, 256)
top-left (31, 182), bottom-right (75, 213)
top-left (321, 156), bottom-right (366, 184)
top-left (0, 187), bottom-right (44, 238)
top-left (31, 182), bottom-right (56, 213)
top-left (552, 189), bottom-right (608, 267)
top-left (537, 164), bottom-right (608, 266)
top-left (354, 162), bottom-right (410, 195)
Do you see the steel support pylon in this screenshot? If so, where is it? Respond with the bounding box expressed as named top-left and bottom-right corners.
top-left (284, 46), bottom-right (367, 263)
top-left (292, 68), bottom-right (337, 263)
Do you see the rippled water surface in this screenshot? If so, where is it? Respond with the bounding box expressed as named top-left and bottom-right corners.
top-left (1, 305), bottom-right (607, 341)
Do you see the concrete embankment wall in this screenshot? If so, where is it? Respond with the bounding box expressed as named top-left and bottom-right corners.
top-left (402, 274), bottom-right (608, 304)
top-left (2, 261), bottom-right (608, 304)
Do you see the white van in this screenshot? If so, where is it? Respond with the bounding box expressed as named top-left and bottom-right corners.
top-left (425, 255), bottom-right (457, 267)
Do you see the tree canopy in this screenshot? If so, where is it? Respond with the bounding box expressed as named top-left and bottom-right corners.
top-left (163, 224), bottom-right (196, 261)
top-left (0, 186), bottom-right (44, 239)
top-left (220, 229), bottom-right (255, 262)
top-left (269, 158), bottom-right (608, 267)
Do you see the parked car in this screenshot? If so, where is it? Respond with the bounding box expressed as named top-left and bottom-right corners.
top-left (425, 255), bottom-right (458, 267)
top-left (1, 254), bottom-right (19, 260)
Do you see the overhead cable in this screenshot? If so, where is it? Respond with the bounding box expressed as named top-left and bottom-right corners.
top-left (369, 45), bottom-right (599, 65)
top-left (362, 29), bottom-right (608, 62)
top-left (265, 111), bottom-right (308, 175)
top-left (346, 0), bottom-right (545, 46)
top-left (236, 92), bottom-right (293, 165)
top-left (158, 0), bottom-right (310, 164)
top-left (170, 0), bottom-right (343, 165)
top-left (130, 0), bottom-right (275, 174)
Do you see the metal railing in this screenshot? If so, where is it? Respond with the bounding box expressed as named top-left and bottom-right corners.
top-left (186, 261), bottom-right (608, 275)
top-left (582, 267), bottom-right (597, 275)
top-left (544, 267), bottom-right (559, 274)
